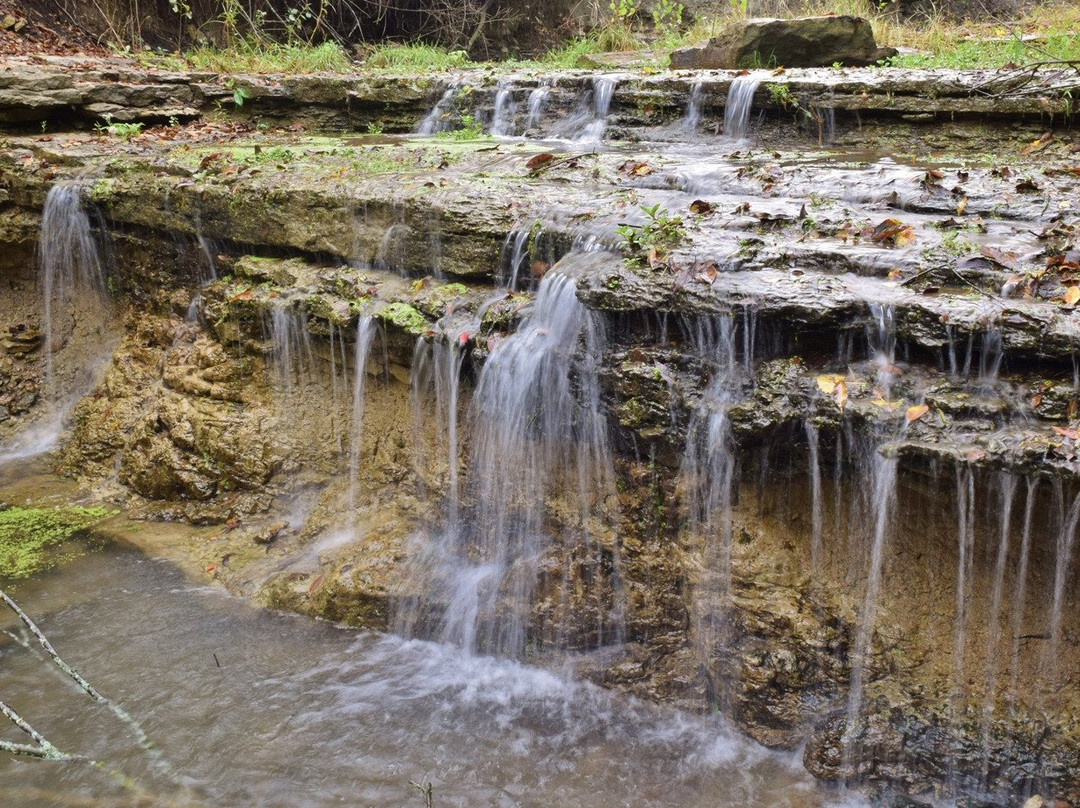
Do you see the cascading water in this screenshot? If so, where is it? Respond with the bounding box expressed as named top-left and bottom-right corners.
top-left (722, 75), bottom-right (763, 142)
top-left (396, 271), bottom-right (622, 656)
top-left (563, 77), bottom-right (616, 143)
top-left (416, 83), bottom-right (460, 135)
top-left (38, 183), bottom-right (108, 399)
top-left (805, 421), bottom-right (824, 571)
top-left (267, 305), bottom-right (315, 399)
top-left (682, 81), bottom-right (704, 133)
top-left (679, 315), bottom-right (743, 709)
top-left (0, 182), bottom-right (112, 463)
top-left (843, 449), bottom-right (899, 762)
top-left (489, 80), bottom-right (517, 136)
top-left (979, 473), bottom-right (1017, 786)
top-left (345, 316), bottom-right (378, 531)
top-left (524, 83), bottom-right (551, 132)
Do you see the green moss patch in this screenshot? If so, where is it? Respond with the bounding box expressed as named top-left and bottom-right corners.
top-left (0, 506), bottom-right (113, 580)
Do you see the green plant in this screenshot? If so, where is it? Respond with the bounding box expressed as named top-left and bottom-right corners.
top-left (617, 203), bottom-right (685, 261)
top-left (652, 0), bottom-right (684, 35)
top-left (434, 113), bottom-right (485, 140)
top-left (609, 0), bottom-right (638, 22)
top-left (225, 78), bottom-right (251, 107)
top-left (366, 121), bottom-right (385, 135)
top-left (94, 115), bottom-right (145, 140)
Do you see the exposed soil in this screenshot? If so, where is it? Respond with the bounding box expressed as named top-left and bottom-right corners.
top-left (0, 0), bottom-right (108, 58)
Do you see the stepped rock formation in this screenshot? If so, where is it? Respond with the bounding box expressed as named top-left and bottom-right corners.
top-left (2, 59), bottom-right (1080, 804)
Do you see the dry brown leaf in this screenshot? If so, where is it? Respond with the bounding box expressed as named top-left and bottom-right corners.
top-left (906, 403), bottom-right (929, 422)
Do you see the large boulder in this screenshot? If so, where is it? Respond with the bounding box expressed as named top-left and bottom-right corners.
top-left (670, 15), bottom-right (897, 69)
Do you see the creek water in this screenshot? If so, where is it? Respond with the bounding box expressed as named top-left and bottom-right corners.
top-left (0, 545), bottom-right (864, 808)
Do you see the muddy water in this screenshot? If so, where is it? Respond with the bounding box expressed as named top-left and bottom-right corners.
top-left (0, 543), bottom-right (864, 808)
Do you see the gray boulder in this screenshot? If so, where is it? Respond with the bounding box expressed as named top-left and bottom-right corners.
top-left (670, 15), bottom-right (897, 69)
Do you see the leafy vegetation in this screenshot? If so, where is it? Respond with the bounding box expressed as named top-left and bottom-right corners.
top-left (94, 116), bottom-right (145, 140)
top-left (617, 203), bottom-right (685, 263)
top-left (361, 42), bottom-right (469, 70)
top-left (0, 506), bottom-right (112, 580)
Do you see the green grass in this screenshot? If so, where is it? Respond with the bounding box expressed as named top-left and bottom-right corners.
top-left (360, 43), bottom-right (470, 71)
top-left (183, 40), bottom-right (351, 73)
top-left (891, 30), bottom-right (1080, 68)
top-left (0, 506), bottom-right (112, 580)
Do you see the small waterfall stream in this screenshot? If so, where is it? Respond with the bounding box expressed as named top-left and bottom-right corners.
top-left (38, 183), bottom-right (108, 400)
top-left (397, 271), bottom-right (620, 656)
top-left (722, 75), bottom-right (763, 141)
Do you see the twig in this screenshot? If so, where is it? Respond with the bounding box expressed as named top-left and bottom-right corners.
top-left (899, 267), bottom-right (937, 286)
top-left (0, 699), bottom-right (76, 760)
top-left (948, 265), bottom-right (999, 300)
top-left (0, 588), bottom-right (165, 772)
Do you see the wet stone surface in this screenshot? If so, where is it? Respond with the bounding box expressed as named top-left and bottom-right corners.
top-left (2, 64), bottom-right (1080, 806)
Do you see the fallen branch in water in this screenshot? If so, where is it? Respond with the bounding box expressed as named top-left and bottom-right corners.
top-left (0, 587), bottom-right (165, 772)
top-left (0, 699), bottom-right (80, 760)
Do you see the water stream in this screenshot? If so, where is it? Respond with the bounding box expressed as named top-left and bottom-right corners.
top-left (0, 544), bottom-right (866, 808)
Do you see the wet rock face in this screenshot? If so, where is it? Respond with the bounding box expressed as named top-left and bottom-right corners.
top-left (670, 16), bottom-right (897, 70)
top-left (4, 67), bottom-right (1080, 805)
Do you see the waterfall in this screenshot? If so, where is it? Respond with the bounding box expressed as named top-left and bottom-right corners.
top-left (38, 183), bottom-right (108, 400)
top-left (524, 83), bottom-right (551, 132)
top-left (267, 306), bottom-right (315, 399)
top-left (682, 81), bottom-right (704, 133)
top-left (867, 302), bottom-right (897, 397)
top-left (979, 474), bottom-right (1017, 786)
top-left (679, 315), bottom-right (742, 709)
top-left (345, 316), bottom-right (378, 531)
top-left (1042, 489), bottom-right (1080, 699)
top-left (489, 80), bottom-right (516, 136)
top-left (1007, 478), bottom-right (1038, 707)
top-left (805, 421), bottom-right (824, 571)
top-left (979, 324), bottom-right (1003, 381)
top-left (576, 77), bottom-right (616, 143)
top-left (722, 75), bottom-right (762, 142)
top-left (843, 450), bottom-right (899, 761)
top-left (498, 226), bottom-right (533, 290)
top-left (416, 83), bottom-right (460, 135)
top-left (397, 272), bottom-right (621, 656)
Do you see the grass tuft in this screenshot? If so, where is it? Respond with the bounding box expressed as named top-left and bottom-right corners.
top-left (360, 43), bottom-right (470, 71)
top-left (183, 40), bottom-right (351, 74)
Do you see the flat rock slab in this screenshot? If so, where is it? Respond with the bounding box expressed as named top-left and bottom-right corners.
top-left (671, 15), bottom-right (897, 69)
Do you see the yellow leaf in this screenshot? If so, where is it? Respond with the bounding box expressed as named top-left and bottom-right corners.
top-left (906, 404), bottom-right (930, 422)
top-left (956, 195), bottom-right (968, 216)
top-left (816, 374), bottom-right (845, 395)
top-left (1065, 286), bottom-right (1080, 306)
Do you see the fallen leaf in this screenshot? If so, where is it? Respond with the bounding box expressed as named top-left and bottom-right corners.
top-left (526, 153), bottom-right (555, 171)
top-left (1052, 426), bottom-right (1080, 440)
top-left (689, 199), bottom-right (713, 215)
top-left (1065, 286), bottom-right (1080, 306)
top-left (956, 195), bottom-right (968, 216)
top-left (906, 404), bottom-right (929, 422)
top-left (1031, 394), bottom-right (1043, 409)
top-left (816, 374), bottom-right (844, 395)
top-left (887, 268), bottom-right (903, 281)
